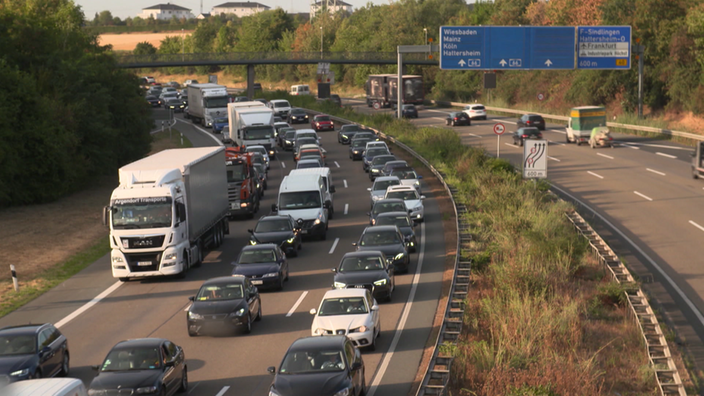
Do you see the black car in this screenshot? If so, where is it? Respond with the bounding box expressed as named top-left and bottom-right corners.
top-left (288, 108), bottom-right (309, 124)
top-left (0, 323), bottom-right (69, 382)
top-left (282, 130), bottom-right (297, 151)
top-left (374, 212), bottom-right (417, 253)
top-left (401, 104), bottom-right (418, 118)
top-left (333, 251), bottom-right (394, 301)
top-left (275, 124), bottom-right (293, 146)
top-left (249, 215), bottom-right (302, 257)
top-left (187, 276), bottom-right (262, 336)
top-left (368, 154), bottom-right (397, 181)
top-left (268, 336), bottom-right (365, 396)
top-left (517, 114), bottom-right (546, 130)
top-left (353, 225), bottom-right (410, 273)
top-left (88, 338), bottom-right (187, 395)
top-left (165, 98), bottom-right (185, 113)
top-left (145, 95), bottom-right (160, 107)
top-left (368, 198), bottom-right (406, 226)
top-left (234, 96), bottom-right (250, 102)
top-left (232, 244), bottom-right (290, 290)
top-left (362, 147), bottom-right (391, 172)
top-left (338, 124), bottom-right (361, 144)
top-left (512, 127), bottom-right (543, 147)
top-left (252, 166), bottom-right (265, 199)
top-left (353, 131), bottom-right (379, 142)
top-left (381, 160), bottom-right (409, 176)
top-left (277, 127), bottom-right (296, 147)
top-left (446, 111), bottom-right (471, 126)
top-left (349, 138), bottom-right (372, 161)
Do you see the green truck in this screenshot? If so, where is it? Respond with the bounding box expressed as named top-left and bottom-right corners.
top-left (565, 106), bottom-right (607, 145)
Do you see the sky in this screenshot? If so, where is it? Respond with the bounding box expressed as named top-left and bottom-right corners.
top-left (76, 0), bottom-right (405, 20)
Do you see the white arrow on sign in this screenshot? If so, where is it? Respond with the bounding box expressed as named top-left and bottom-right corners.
top-left (545, 59), bottom-right (553, 67)
top-left (499, 59), bottom-right (507, 67)
top-left (458, 59), bottom-right (466, 67)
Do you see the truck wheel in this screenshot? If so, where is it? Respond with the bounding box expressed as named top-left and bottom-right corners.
top-left (577, 141), bottom-right (582, 146)
top-left (193, 244), bottom-right (203, 268)
top-left (565, 134), bottom-right (570, 143)
top-left (119, 277), bottom-right (129, 282)
top-left (329, 207), bottom-right (334, 220)
top-left (694, 169), bottom-right (699, 179)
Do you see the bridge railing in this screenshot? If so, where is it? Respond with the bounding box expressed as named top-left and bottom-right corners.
top-left (115, 52), bottom-right (438, 66)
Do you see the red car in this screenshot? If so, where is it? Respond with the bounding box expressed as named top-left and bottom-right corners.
top-left (311, 114), bottom-right (335, 132)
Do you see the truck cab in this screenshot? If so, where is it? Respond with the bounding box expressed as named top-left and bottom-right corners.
top-left (566, 106), bottom-right (606, 145)
top-left (692, 142), bottom-right (704, 179)
top-left (225, 147), bottom-right (260, 218)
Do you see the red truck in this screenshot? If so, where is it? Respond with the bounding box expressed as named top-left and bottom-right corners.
top-left (225, 147), bottom-right (260, 218)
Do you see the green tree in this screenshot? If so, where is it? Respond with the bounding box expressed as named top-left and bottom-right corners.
top-left (134, 41), bottom-right (157, 55)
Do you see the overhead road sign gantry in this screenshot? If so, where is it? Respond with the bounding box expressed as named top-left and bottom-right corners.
top-left (439, 26), bottom-right (576, 70)
top-left (577, 26), bottom-right (631, 69)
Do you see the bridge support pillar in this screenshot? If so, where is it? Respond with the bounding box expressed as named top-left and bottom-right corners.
top-left (247, 64), bottom-right (255, 99)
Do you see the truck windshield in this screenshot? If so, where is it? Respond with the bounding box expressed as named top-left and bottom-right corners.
top-left (244, 126), bottom-right (275, 140)
top-left (204, 96), bottom-right (229, 108)
top-left (227, 163), bottom-right (246, 183)
top-left (279, 191), bottom-right (321, 209)
top-left (111, 198), bottom-right (173, 229)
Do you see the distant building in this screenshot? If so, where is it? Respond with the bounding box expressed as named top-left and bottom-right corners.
top-left (138, 3), bottom-right (194, 20)
top-left (310, 0), bottom-right (352, 17)
top-left (212, 2), bottom-right (271, 17)
top-left (196, 12), bottom-right (211, 19)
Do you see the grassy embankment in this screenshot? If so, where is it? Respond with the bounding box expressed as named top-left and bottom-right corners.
top-left (0, 128), bottom-right (192, 318)
top-left (271, 92), bottom-right (659, 394)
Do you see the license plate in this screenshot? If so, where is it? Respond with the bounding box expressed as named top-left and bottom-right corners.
top-left (251, 280), bottom-right (263, 285)
top-left (137, 261), bottom-right (151, 266)
top-left (301, 229), bottom-right (308, 234)
top-left (355, 285), bottom-right (365, 288)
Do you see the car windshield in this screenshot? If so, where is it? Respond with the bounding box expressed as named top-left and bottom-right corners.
top-left (300, 151), bottom-right (322, 159)
top-left (280, 349), bottom-right (346, 374)
top-left (318, 297), bottom-right (368, 316)
top-left (291, 109), bottom-right (305, 115)
top-left (316, 116), bottom-right (331, 122)
top-left (522, 128), bottom-right (541, 135)
top-left (387, 191), bottom-right (418, 201)
top-left (373, 180), bottom-right (400, 192)
top-left (167, 99), bottom-right (181, 104)
top-left (285, 131), bottom-right (297, 139)
top-left (247, 147), bottom-right (267, 156)
top-left (296, 138), bottom-right (317, 147)
top-left (341, 125), bottom-right (360, 132)
top-left (279, 191), bottom-right (321, 209)
top-left (215, 117), bottom-right (228, 124)
top-left (360, 230), bottom-right (401, 246)
top-left (472, 106), bottom-right (485, 110)
top-left (255, 219), bottom-right (291, 233)
top-left (366, 149), bottom-right (388, 157)
top-left (0, 334), bottom-right (36, 356)
top-left (297, 133), bottom-right (317, 140)
top-left (391, 170), bottom-right (418, 180)
top-left (275, 102), bottom-right (290, 108)
top-left (376, 216), bottom-right (411, 227)
top-left (244, 126), bottom-right (274, 140)
top-left (340, 256), bottom-right (385, 271)
top-left (372, 156), bottom-right (394, 166)
top-left (238, 249), bottom-right (277, 264)
top-left (101, 347), bottom-right (161, 371)
top-left (355, 133), bottom-right (375, 140)
top-left (196, 284), bottom-right (244, 301)
top-left (226, 163), bottom-right (246, 183)
top-left (352, 139), bottom-right (371, 148)
top-left (297, 161), bottom-right (321, 169)
top-left (373, 202), bottom-right (405, 215)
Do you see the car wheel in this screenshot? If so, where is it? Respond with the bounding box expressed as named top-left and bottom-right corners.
top-left (451, 120), bottom-right (455, 127)
top-left (194, 241), bottom-right (203, 268)
top-left (360, 372), bottom-right (367, 396)
top-left (263, 180), bottom-right (268, 190)
top-left (513, 139), bottom-right (517, 145)
top-left (694, 169), bottom-right (699, 179)
top-left (368, 331), bottom-right (376, 351)
top-left (329, 207), bottom-right (334, 220)
top-left (158, 386), bottom-right (166, 396)
top-left (255, 303), bottom-right (262, 322)
top-left (178, 368), bottom-right (188, 393)
top-left (277, 275), bottom-right (285, 291)
top-left (320, 231), bottom-right (327, 241)
top-left (119, 277), bottom-right (129, 282)
top-left (565, 134), bottom-right (570, 143)
top-left (298, 241), bottom-right (302, 250)
top-left (188, 327), bottom-right (197, 337)
top-left (60, 352), bottom-right (70, 376)
top-left (519, 139), bottom-right (524, 147)
top-left (243, 314), bottom-right (252, 334)
top-left (30, 370), bottom-right (41, 379)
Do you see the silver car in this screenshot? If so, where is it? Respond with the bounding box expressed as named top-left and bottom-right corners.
top-left (367, 176), bottom-right (401, 209)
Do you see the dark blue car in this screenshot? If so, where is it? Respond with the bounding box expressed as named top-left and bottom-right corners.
top-left (0, 323), bottom-right (70, 382)
top-left (212, 117), bottom-right (229, 133)
top-left (232, 244), bottom-right (289, 291)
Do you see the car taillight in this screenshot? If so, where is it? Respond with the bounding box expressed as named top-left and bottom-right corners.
top-left (522, 134), bottom-right (528, 138)
top-left (538, 134), bottom-right (542, 138)
top-left (454, 117), bottom-right (459, 120)
top-left (526, 121), bottom-right (531, 124)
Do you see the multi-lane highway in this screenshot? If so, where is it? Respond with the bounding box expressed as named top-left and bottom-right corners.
top-left (346, 98), bottom-right (704, 367)
top-left (0, 108), bottom-right (448, 395)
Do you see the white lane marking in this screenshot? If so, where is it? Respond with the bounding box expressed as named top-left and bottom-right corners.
top-left (344, 204), bottom-right (349, 215)
top-left (597, 153), bottom-right (614, 160)
top-left (615, 141), bottom-right (692, 151)
top-left (184, 303), bottom-right (192, 312)
top-left (187, 381), bottom-right (201, 395)
top-left (587, 171), bottom-right (604, 179)
top-left (647, 168), bottom-right (666, 176)
top-left (689, 220), bottom-right (704, 232)
top-left (656, 152), bottom-right (677, 159)
top-left (334, 161), bottom-right (340, 168)
top-left (281, 161), bottom-right (286, 169)
top-left (433, 117), bottom-right (446, 121)
top-left (504, 143), bottom-right (517, 148)
top-left (634, 191), bottom-right (653, 201)
top-left (286, 291), bottom-right (309, 317)
top-left (502, 120), bottom-right (517, 125)
top-left (622, 143), bottom-right (640, 150)
top-left (367, 222), bottom-right (426, 396)
top-left (215, 386), bottom-right (230, 396)
top-left (468, 133), bottom-right (482, 138)
top-left (548, 156), bottom-right (560, 162)
top-left (550, 184), bottom-right (704, 329)
top-left (328, 238), bottom-right (340, 254)
top-left (56, 281), bottom-right (123, 329)
top-left (548, 140), bottom-right (565, 146)
top-left (343, 179), bottom-right (348, 188)
top-left (549, 129), bottom-right (566, 134)
top-left (175, 119), bottom-right (223, 146)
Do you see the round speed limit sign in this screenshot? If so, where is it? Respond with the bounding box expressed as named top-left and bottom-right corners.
top-left (493, 123), bottom-right (506, 135)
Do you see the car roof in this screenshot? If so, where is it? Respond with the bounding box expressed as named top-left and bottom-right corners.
top-left (296, 129), bottom-right (317, 134)
top-left (0, 324), bottom-right (48, 335)
top-left (114, 338), bottom-right (167, 349)
top-left (270, 99), bottom-right (289, 104)
top-left (364, 225), bottom-right (400, 233)
top-left (258, 214), bottom-right (292, 222)
top-left (374, 198), bottom-right (404, 204)
top-left (376, 211), bottom-right (411, 218)
top-left (341, 250), bottom-right (385, 259)
top-left (387, 185), bottom-right (416, 192)
top-left (314, 114), bottom-right (330, 117)
top-left (274, 122), bottom-right (290, 126)
top-left (289, 335), bottom-right (347, 352)
top-left (374, 176), bottom-right (400, 183)
top-left (241, 243), bottom-right (277, 251)
top-left (203, 276), bottom-right (247, 286)
top-left (385, 160), bottom-right (407, 166)
top-left (322, 288), bottom-right (368, 299)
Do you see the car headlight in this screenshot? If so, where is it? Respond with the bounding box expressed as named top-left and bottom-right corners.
top-left (353, 150), bottom-right (359, 154)
top-left (269, 389), bottom-right (282, 396)
top-left (304, 115), bottom-right (309, 119)
top-left (10, 368), bottom-right (29, 377)
top-left (351, 325), bottom-right (368, 333)
top-left (373, 279), bottom-right (387, 286)
top-left (394, 253), bottom-right (405, 261)
top-left (342, 134), bottom-right (348, 139)
top-left (112, 256), bottom-right (124, 263)
top-left (333, 388), bottom-right (351, 396)
top-left (371, 168), bottom-right (380, 173)
top-left (414, 181), bottom-right (420, 186)
top-left (164, 253), bottom-right (177, 261)
top-left (372, 195), bottom-right (382, 201)
top-left (371, 219), bottom-right (376, 225)
top-left (285, 140), bottom-right (292, 144)
top-left (413, 205), bottom-right (423, 211)
top-left (269, 150), bottom-right (275, 156)
top-left (249, 239), bottom-right (257, 245)
top-left (314, 218), bottom-right (321, 225)
top-left (314, 328), bottom-right (328, 335)
top-left (263, 272), bottom-right (278, 278)
top-left (286, 237), bottom-right (296, 243)
top-left (188, 312), bottom-right (203, 320)
top-left (230, 308), bottom-right (246, 317)
top-left (136, 386), bottom-right (159, 394)
top-left (333, 282), bottom-right (346, 288)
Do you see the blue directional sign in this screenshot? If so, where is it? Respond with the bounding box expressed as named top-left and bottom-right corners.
top-left (440, 26), bottom-right (576, 70)
top-left (577, 26), bottom-right (631, 69)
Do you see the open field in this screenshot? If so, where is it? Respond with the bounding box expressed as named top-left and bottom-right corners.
top-left (98, 31), bottom-right (192, 51)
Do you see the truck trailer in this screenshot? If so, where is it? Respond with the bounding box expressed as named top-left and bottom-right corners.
top-left (187, 83), bottom-right (229, 127)
top-left (365, 74), bottom-right (424, 108)
top-left (103, 147), bottom-right (229, 281)
top-left (228, 105), bottom-right (276, 155)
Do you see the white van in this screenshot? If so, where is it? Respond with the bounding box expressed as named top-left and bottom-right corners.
top-left (2, 378), bottom-right (87, 396)
top-left (273, 174), bottom-right (329, 240)
top-left (290, 85), bottom-right (311, 96)
top-left (268, 99), bottom-right (292, 118)
top-left (290, 168), bottom-right (336, 218)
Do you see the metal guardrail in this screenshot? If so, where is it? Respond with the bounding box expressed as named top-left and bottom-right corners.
top-left (430, 100), bottom-right (704, 142)
top-left (565, 210), bottom-right (688, 396)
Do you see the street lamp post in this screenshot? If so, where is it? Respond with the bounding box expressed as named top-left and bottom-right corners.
top-left (181, 28), bottom-right (185, 61)
top-left (320, 26), bottom-right (323, 59)
top-left (424, 28), bottom-right (427, 45)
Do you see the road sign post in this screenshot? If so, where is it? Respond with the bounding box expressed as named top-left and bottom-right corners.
top-left (493, 123), bottom-right (505, 158)
top-left (523, 139), bottom-right (548, 179)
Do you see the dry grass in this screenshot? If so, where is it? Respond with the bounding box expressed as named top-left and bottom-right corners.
top-left (98, 31), bottom-right (193, 51)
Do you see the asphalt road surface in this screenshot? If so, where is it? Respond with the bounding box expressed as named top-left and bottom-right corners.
top-left (346, 98), bottom-right (704, 369)
top-left (0, 107), bottom-right (447, 396)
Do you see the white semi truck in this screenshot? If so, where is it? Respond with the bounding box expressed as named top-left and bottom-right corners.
top-left (103, 147), bottom-right (229, 281)
top-left (223, 101), bottom-right (266, 144)
top-left (187, 83), bottom-right (229, 127)
top-left (228, 103), bottom-right (276, 157)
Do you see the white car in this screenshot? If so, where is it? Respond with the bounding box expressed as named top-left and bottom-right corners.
top-left (310, 288), bottom-right (381, 350)
top-left (389, 168), bottom-right (423, 194)
top-left (384, 185), bottom-right (425, 222)
top-left (365, 141), bottom-right (389, 152)
top-left (367, 176), bottom-right (401, 209)
top-left (246, 145), bottom-right (270, 169)
top-left (463, 103), bottom-right (487, 120)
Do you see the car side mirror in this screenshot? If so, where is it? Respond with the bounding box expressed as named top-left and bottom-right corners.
top-left (267, 366), bottom-right (276, 375)
top-left (309, 308), bottom-right (317, 315)
top-left (91, 365), bottom-right (100, 372)
top-left (420, 195), bottom-right (426, 200)
top-left (366, 212), bottom-right (371, 216)
top-left (352, 242), bottom-right (358, 246)
top-left (271, 204), bottom-right (278, 212)
top-left (324, 200), bottom-right (332, 209)
top-left (371, 305), bottom-right (379, 311)
top-left (351, 361), bottom-right (362, 370)
top-left (188, 296), bottom-right (195, 301)
top-left (367, 188), bottom-right (372, 192)
top-left (165, 359), bottom-right (176, 367)
top-left (331, 268), bottom-right (337, 273)
top-left (247, 229), bottom-right (254, 234)
top-left (330, 185), bottom-right (336, 193)
top-left (418, 175), bottom-right (423, 179)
